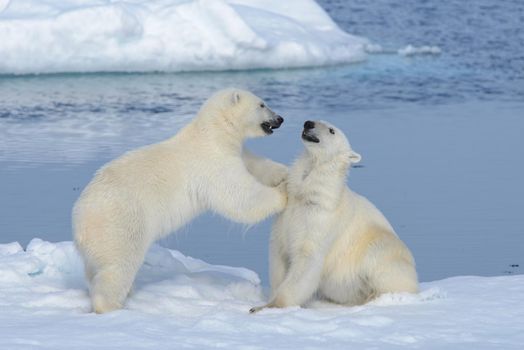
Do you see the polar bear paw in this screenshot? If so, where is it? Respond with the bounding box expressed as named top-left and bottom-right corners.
top-left (269, 164), bottom-right (289, 187)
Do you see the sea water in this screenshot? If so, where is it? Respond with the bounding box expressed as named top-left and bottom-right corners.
top-left (1, 0), bottom-right (523, 284)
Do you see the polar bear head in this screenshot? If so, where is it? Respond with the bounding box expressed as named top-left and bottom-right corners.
top-left (199, 88), bottom-right (284, 139)
top-left (301, 120), bottom-right (361, 165)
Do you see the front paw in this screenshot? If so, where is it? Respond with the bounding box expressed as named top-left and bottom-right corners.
top-left (249, 300), bottom-right (276, 314)
top-left (249, 298), bottom-right (286, 314)
top-left (249, 305), bottom-right (267, 314)
top-left (270, 165), bottom-right (288, 187)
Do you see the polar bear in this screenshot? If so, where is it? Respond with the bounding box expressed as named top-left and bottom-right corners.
top-left (251, 120), bottom-right (418, 313)
top-left (73, 88), bottom-right (288, 313)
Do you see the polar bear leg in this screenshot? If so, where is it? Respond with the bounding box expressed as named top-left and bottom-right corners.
top-left (274, 254), bottom-right (324, 307)
top-left (269, 242), bottom-right (288, 296)
top-left (90, 247), bottom-right (148, 314)
top-left (86, 231), bottom-right (149, 313)
top-left (90, 264), bottom-right (137, 313)
top-left (242, 149), bottom-right (288, 187)
top-left (251, 256), bottom-right (323, 313)
top-left (85, 263), bottom-right (95, 284)
top-left (251, 243), bottom-right (325, 314)
top-left (371, 260), bottom-right (418, 296)
top-left (208, 165), bottom-right (286, 225)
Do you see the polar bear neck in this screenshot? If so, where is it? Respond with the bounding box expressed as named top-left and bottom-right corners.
top-left (288, 153), bottom-right (350, 208)
top-left (190, 111), bottom-right (245, 153)
top-left (304, 152), bottom-right (351, 179)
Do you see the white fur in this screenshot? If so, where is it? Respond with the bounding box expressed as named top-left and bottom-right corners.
top-left (251, 121), bottom-right (418, 312)
top-left (73, 88), bottom-right (288, 313)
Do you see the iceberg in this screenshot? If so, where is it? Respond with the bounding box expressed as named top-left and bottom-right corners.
top-left (0, 0), bottom-right (369, 74)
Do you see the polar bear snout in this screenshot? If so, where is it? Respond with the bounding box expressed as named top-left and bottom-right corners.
top-left (271, 115), bottom-right (284, 128)
top-left (302, 121), bottom-right (320, 143)
top-left (261, 115), bottom-right (284, 134)
top-left (304, 120), bottom-right (315, 129)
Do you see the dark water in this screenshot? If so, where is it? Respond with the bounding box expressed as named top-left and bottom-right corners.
top-left (1, 0), bottom-right (523, 284)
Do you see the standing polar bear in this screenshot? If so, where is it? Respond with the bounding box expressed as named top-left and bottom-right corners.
top-left (251, 120), bottom-right (418, 313)
top-left (74, 88), bottom-right (288, 313)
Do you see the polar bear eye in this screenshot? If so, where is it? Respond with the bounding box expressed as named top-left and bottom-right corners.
top-left (260, 103), bottom-right (265, 108)
top-left (329, 128), bottom-right (335, 135)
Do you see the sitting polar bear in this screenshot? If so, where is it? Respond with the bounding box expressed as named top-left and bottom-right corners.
top-left (74, 88), bottom-right (288, 313)
top-left (251, 120), bottom-right (418, 313)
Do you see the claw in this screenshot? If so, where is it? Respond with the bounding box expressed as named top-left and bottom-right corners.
top-left (249, 305), bottom-right (265, 314)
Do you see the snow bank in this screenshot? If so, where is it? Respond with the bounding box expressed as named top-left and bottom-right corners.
top-left (0, 0), bottom-right (369, 74)
top-left (0, 239), bottom-right (262, 314)
top-left (1, 239), bottom-right (523, 349)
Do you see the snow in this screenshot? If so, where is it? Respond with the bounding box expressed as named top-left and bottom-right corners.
top-left (1, 239), bottom-right (523, 349)
top-left (0, 0), bottom-right (369, 74)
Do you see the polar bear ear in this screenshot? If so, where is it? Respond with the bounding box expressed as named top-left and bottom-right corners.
top-left (231, 91), bottom-right (241, 105)
top-left (349, 150), bottom-right (361, 164)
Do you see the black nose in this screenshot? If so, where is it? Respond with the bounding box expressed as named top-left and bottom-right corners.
top-left (304, 120), bottom-right (315, 130)
top-left (276, 116), bottom-right (284, 125)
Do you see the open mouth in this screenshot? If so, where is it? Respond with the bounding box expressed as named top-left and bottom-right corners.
top-left (302, 131), bottom-right (319, 143)
top-left (261, 121), bottom-right (281, 135)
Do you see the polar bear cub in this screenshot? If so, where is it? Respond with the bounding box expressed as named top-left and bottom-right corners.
top-left (74, 88), bottom-right (288, 313)
top-left (251, 120), bottom-right (418, 312)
